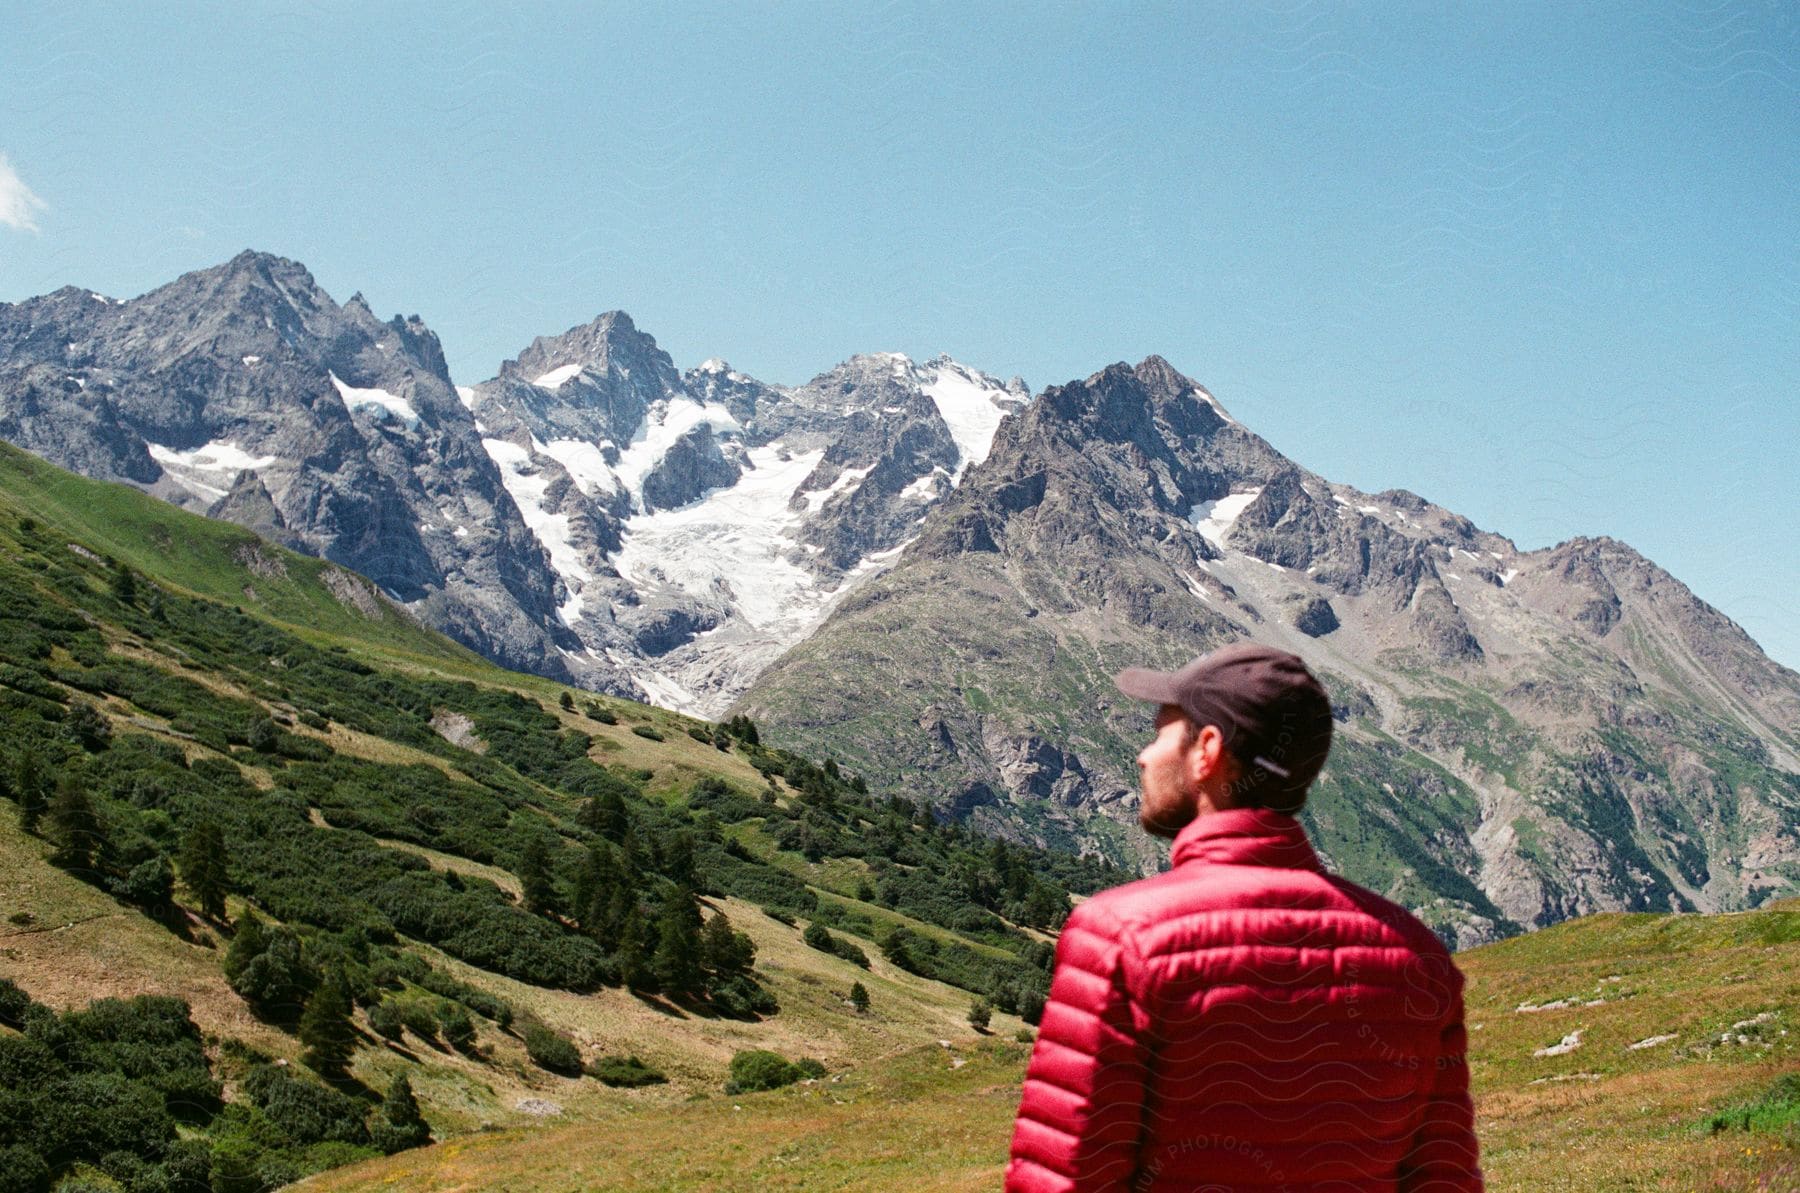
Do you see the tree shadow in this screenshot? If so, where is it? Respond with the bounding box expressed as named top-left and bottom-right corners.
top-left (626, 989), bottom-right (690, 1019)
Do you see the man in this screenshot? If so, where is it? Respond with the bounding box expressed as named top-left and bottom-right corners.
top-left (1006, 643), bottom-right (1483, 1192)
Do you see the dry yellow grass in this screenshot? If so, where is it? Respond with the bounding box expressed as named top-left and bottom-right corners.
top-left (297, 904), bottom-right (1800, 1193)
top-left (0, 817), bottom-right (294, 1059)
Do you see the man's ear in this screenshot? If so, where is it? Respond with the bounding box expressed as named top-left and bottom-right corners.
top-left (1187, 723), bottom-right (1224, 788)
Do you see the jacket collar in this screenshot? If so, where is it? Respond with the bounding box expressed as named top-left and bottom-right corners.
top-left (1169, 807), bottom-right (1325, 872)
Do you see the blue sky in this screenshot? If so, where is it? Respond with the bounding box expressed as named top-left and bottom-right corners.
top-left (2, 2), bottom-right (1795, 668)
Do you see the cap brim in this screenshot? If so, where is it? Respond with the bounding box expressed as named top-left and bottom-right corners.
top-left (1114, 667), bottom-right (1182, 705)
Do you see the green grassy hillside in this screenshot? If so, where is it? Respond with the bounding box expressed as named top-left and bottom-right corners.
top-left (297, 899), bottom-right (1800, 1193)
top-left (0, 449), bottom-right (1122, 1193)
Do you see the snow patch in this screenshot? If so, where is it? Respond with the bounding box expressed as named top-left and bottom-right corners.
top-left (1194, 386), bottom-right (1241, 428)
top-left (611, 398), bottom-right (741, 504)
top-left (482, 438), bottom-right (594, 609)
top-left (802, 465), bottom-right (872, 513)
top-left (242, 355), bottom-right (261, 365)
top-left (698, 358), bottom-right (729, 373)
top-left (635, 668), bottom-right (700, 710)
top-left (330, 372), bottom-right (419, 426)
top-left (455, 386), bottom-right (477, 410)
top-left (900, 467), bottom-right (948, 501)
top-left (1189, 488), bottom-right (1263, 547)
top-left (613, 442), bottom-right (825, 634)
top-left (147, 441), bottom-right (280, 473)
top-left (1499, 569), bottom-right (1519, 586)
top-left (539, 439), bottom-right (621, 497)
top-left (534, 363), bottom-right (584, 390)
top-left (921, 361), bottom-right (1014, 480)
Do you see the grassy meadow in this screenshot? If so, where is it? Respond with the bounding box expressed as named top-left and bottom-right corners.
top-left (293, 900), bottom-right (1800, 1193)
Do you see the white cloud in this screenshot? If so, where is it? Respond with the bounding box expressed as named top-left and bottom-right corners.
top-left (0, 154), bottom-right (48, 233)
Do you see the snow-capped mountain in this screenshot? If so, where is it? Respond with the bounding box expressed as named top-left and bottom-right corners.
top-left (0, 252), bottom-right (588, 683)
top-left (465, 318), bottom-right (1028, 713)
top-left (739, 357), bottom-right (1800, 943)
top-left (0, 253), bottom-right (1029, 709)
top-left (2, 254), bottom-right (1795, 946)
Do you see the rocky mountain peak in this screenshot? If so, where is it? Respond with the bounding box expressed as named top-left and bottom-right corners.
top-left (497, 310), bottom-right (678, 396)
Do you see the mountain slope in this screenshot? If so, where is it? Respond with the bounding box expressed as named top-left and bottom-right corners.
top-left (303, 899), bottom-right (1800, 1193)
top-left (740, 359), bottom-right (1800, 944)
top-left (0, 252), bottom-right (588, 684)
top-left (466, 323), bottom-right (1027, 713)
top-left (0, 449), bottom-right (1121, 1192)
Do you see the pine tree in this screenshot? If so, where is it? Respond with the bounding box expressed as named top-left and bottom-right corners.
top-left (584, 788), bottom-right (631, 840)
top-left (15, 751), bottom-right (47, 834)
top-left (223, 912), bottom-right (267, 987)
top-left (47, 776), bottom-right (105, 875)
top-left (110, 563), bottom-right (138, 605)
top-left (617, 905), bottom-right (655, 991)
top-left (518, 835), bottom-right (557, 916)
top-left (558, 691), bottom-right (575, 711)
top-left (371, 1072), bottom-right (432, 1154)
top-left (967, 998), bottom-right (992, 1032)
top-left (700, 910), bottom-right (755, 975)
top-left (178, 822), bottom-right (231, 921)
top-left (63, 701), bottom-right (111, 750)
top-left (299, 968), bottom-right (357, 1076)
top-left (652, 890), bottom-right (703, 995)
top-left (850, 981), bottom-right (870, 1014)
top-left (658, 829), bottom-right (696, 889)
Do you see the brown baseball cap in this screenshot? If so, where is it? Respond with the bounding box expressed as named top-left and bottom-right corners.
top-left (1115, 642), bottom-right (1334, 803)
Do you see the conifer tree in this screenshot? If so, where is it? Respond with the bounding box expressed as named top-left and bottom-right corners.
top-left (47, 776), bottom-right (105, 875)
top-left (110, 562), bottom-right (138, 605)
top-left (223, 912), bottom-right (267, 987)
top-left (652, 890), bottom-right (703, 994)
top-left (967, 998), bottom-right (992, 1032)
top-left (850, 981), bottom-right (870, 1014)
top-left (617, 905), bottom-right (655, 991)
top-left (700, 910), bottom-right (755, 975)
top-left (178, 822), bottom-right (231, 921)
top-left (15, 750), bottom-right (47, 834)
top-left (299, 968), bottom-right (357, 1076)
top-left (371, 1072), bottom-right (432, 1154)
top-left (658, 829), bottom-right (696, 889)
top-left (518, 835), bottom-right (557, 916)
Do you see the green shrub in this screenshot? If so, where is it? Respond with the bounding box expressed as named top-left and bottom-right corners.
top-left (369, 1074), bottom-right (431, 1155)
top-left (242, 1064), bottom-right (368, 1146)
top-left (367, 1001), bottom-right (404, 1041)
top-left (0, 977), bottom-right (34, 1028)
top-left (724, 1049), bottom-right (813, 1094)
top-left (522, 1024), bottom-right (582, 1076)
top-left (583, 703), bottom-right (617, 724)
top-left (586, 1054), bottom-right (667, 1088)
top-left (630, 725), bottom-right (663, 742)
top-left (0, 1146), bottom-right (48, 1193)
top-left (398, 1001), bottom-right (439, 1043)
top-left (435, 1003), bottom-right (476, 1053)
top-left (707, 973), bottom-right (778, 1019)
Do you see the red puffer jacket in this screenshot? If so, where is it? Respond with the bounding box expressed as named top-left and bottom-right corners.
top-left (1007, 808), bottom-right (1482, 1193)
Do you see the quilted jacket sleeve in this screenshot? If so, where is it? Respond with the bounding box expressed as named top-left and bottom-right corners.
top-left (1396, 970), bottom-right (1483, 1192)
top-left (1005, 901), bottom-right (1151, 1193)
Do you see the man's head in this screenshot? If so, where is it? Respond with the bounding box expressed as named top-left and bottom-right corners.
top-left (1115, 642), bottom-right (1334, 836)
